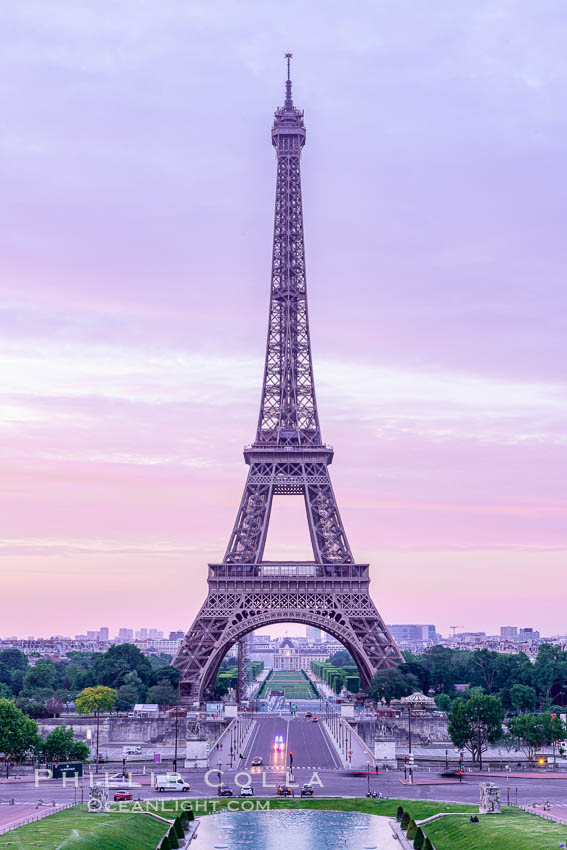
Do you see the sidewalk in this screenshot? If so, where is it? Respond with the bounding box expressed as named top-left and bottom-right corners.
top-left (0, 803), bottom-right (73, 835)
top-left (522, 804), bottom-right (567, 825)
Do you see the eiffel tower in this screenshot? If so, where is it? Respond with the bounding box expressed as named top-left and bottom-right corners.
top-left (174, 56), bottom-right (402, 702)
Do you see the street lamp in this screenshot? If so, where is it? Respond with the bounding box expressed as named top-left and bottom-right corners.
top-left (173, 712), bottom-right (179, 773)
top-left (407, 705), bottom-right (413, 784)
top-left (476, 705), bottom-right (484, 771)
top-left (367, 761), bottom-right (370, 794)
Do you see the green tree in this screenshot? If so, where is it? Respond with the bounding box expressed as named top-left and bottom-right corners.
top-left (173, 816), bottom-right (185, 838)
top-left (75, 686), bottom-right (117, 764)
top-left (41, 724), bottom-right (89, 762)
top-left (424, 838), bottom-right (434, 850)
top-left (0, 699), bottom-right (39, 761)
top-left (366, 668), bottom-right (420, 702)
top-left (328, 650), bottom-right (354, 667)
top-left (160, 836), bottom-right (171, 850)
top-left (169, 826), bottom-right (179, 848)
top-left (434, 693), bottom-right (451, 712)
top-left (0, 649), bottom-right (28, 671)
top-left (13, 697), bottom-right (50, 718)
top-left (92, 644), bottom-right (152, 689)
top-left (413, 826), bottom-right (425, 849)
top-left (122, 671), bottom-right (147, 702)
top-left (532, 645), bottom-right (567, 703)
top-left (62, 662), bottom-right (92, 693)
top-left (0, 684), bottom-right (12, 700)
top-left (407, 819), bottom-right (417, 840)
top-left (115, 684), bottom-right (139, 712)
top-left (507, 713), bottom-right (566, 765)
top-left (23, 659), bottom-right (57, 693)
top-left (447, 694), bottom-right (505, 763)
top-left (151, 666), bottom-right (181, 688)
top-left (147, 682), bottom-right (179, 706)
top-left (509, 684), bottom-right (537, 713)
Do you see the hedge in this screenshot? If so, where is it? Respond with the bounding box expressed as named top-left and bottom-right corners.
top-left (413, 826), bottom-right (424, 849)
top-left (396, 805), bottom-right (404, 821)
top-left (401, 811), bottom-right (410, 830)
top-left (169, 827), bottom-right (179, 849)
top-left (407, 819), bottom-right (417, 840)
top-left (423, 838), bottom-right (434, 850)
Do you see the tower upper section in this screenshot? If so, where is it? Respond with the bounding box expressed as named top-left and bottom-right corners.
top-left (271, 53), bottom-right (306, 154)
top-left (254, 55), bottom-right (322, 450)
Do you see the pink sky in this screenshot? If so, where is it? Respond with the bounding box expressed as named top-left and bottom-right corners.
top-left (1, 1), bottom-right (566, 638)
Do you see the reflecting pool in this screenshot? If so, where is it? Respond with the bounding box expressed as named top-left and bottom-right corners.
top-left (193, 809), bottom-right (398, 849)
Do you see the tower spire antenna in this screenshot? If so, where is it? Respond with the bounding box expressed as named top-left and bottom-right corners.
top-left (284, 52), bottom-right (293, 109)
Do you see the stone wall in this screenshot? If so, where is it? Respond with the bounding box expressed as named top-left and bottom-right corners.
top-left (38, 715), bottom-right (227, 746)
top-left (356, 713), bottom-right (449, 746)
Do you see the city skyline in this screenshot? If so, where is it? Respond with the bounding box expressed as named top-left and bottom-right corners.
top-left (1, 2), bottom-right (566, 638)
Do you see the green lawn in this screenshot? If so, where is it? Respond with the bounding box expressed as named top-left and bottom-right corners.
top-left (115, 796), bottom-right (479, 818)
top-left (425, 810), bottom-right (567, 850)
top-left (4, 797), bottom-right (566, 849)
top-left (0, 808), bottom-right (168, 850)
top-left (258, 669), bottom-right (318, 699)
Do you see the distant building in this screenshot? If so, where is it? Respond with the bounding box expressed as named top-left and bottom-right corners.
top-left (117, 628), bottom-right (134, 642)
top-left (519, 628), bottom-right (540, 643)
top-left (500, 626), bottom-right (518, 640)
top-left (98, 627), bottom-right (109, 642)
top-left (306, 626), bottom-right (323, 643)
top-left (273, 639), bottom-right (329, 671)
top-left (388, 625), bottom-right (437, 644)
top-left (168, 630), bottom-right (184, 641)
top-left (137, 639), bottom-right (181, 655)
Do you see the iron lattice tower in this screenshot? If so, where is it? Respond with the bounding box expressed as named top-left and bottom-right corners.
top-left (174, 57), bottom-right (402, 702)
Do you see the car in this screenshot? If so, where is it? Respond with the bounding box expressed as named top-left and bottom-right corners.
top-left (239, 785), bottom-right (254, 797)
top-left (277, 785), bottom-right (294, 797)
top-left (113, 790), bottom-right (132, 801)
top-left (251, 756), bottom-right (263, 766)
top-left (312, 716), bottom-right (319, 723)
top-left (305, 711), bottom-right (312, 718)
top-left (218, 784), bottom-right (233, 797)
top-left (300, 784), bottom-right (314, 797)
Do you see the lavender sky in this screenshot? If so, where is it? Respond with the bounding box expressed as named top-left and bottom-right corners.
top-left (1, 1), bottom-right (566, 639)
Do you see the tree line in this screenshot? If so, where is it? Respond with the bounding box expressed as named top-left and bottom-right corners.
top-left (366, 644), bottom-right (567, 711)
top-left (0, 643), bottom-right (181, 717)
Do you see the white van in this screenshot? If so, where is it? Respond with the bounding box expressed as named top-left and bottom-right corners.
top-left (122, 745), bottom-right (142, 755)
top-left (155, 774), bottom-right (191, 793)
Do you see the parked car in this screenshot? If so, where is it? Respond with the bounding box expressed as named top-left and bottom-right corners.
top-left (239, 785), bottom-right (254, 797)
top-left (277, 785), bottom-right (294, 797)
top-left (300, 784), bottom-right (314, 797)
top-left (113, 790), bottom-right (132, 801)
top-left (305, 712), bottom-right (312, 718)
top-left (218, 784), bottom-right (233, 797)
top-left (251, 756), bottom-right (263, 766)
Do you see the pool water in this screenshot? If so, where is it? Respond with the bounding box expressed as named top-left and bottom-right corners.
top-left (193, 809), bottom-right (396, 849)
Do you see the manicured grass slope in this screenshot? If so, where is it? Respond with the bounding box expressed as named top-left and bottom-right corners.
top-left (0, 808), bottom-right (167, 850)
top-left (258, 669), bottom-right (318, 699)
top-left (425, 810), bottom-right (567, 850)
top-left (118, 797), bottom-right (479, 818)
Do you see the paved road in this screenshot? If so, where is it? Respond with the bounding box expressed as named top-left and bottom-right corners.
top-left (240, 715), bottom-right (340, 771)
top-left (3, 767), bottom-right (567, 808)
